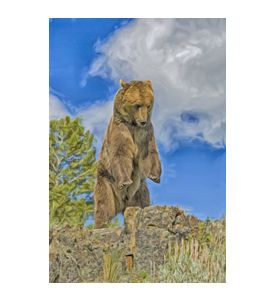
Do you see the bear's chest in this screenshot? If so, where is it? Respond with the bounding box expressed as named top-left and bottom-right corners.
top-left (132, 128), bottom-right (149, 160)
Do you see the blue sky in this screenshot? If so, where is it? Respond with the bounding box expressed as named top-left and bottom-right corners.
top-left (49, 18), bottom-right (226, 220)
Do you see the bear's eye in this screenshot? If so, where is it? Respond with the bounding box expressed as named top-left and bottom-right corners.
top-left (135, 104), bottom-right (142, 109)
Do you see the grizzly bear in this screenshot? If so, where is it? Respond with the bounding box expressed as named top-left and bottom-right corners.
top-left (94, 79), bottom-right (162, 229)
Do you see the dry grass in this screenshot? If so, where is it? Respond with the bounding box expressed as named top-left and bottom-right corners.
top-left (102, 251), bottom-right (122, 283)
top-left (159, 219), bottom-right (226, 283)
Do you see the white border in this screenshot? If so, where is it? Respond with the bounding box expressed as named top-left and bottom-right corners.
top-left (1, 0), bottom-right (275, 299)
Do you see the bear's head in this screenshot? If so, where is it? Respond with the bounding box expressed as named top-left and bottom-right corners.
top-left (114, 80), bottom-right (154, 128)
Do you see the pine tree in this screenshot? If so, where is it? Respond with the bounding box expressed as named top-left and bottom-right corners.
top-left (49, 116), bottom-right (97, 227)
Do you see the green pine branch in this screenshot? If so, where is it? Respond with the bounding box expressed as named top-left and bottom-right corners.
top-left (49, 116), bottom-right (97, 227)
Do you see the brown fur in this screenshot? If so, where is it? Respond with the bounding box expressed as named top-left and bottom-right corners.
top-left (94, 80), bottom-right (162, 229)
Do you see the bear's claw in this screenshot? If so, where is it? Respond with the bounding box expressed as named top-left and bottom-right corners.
top-left (149, 175), bottom-right (160, 183)
top-left (118, 180), bottom-right (133, 190)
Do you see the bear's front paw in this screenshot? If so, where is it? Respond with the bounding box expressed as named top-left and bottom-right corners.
top-left (118, 179), bottom-right (133, 190)
top-left (148, 175), bottom-right (160, 183)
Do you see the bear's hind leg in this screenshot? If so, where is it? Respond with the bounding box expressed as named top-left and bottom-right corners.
top-left (127, 179), bottom-right (150, 209)
top-left (94, 178), bottom-right (117, 229)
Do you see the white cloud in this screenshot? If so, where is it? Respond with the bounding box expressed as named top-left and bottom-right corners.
top-left (49, 94), bottom-right (70, 119)
top-left (78, 100), bottom-right (113, 149)
top-left (49, 94), bottom-right (113, 152)
top-left (49, 93), bottom-right (113, 152)
top-left (87, 18), bottom-right (226, 151)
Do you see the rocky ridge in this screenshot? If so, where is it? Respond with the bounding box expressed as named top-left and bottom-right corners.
top-left (49, 205), bottom-right (200, 283)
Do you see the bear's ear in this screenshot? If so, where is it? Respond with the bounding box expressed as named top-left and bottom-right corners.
top-left (145, 80), bottom-right (152, 87)
top-left (120, 79), bottom-right (128, 88)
